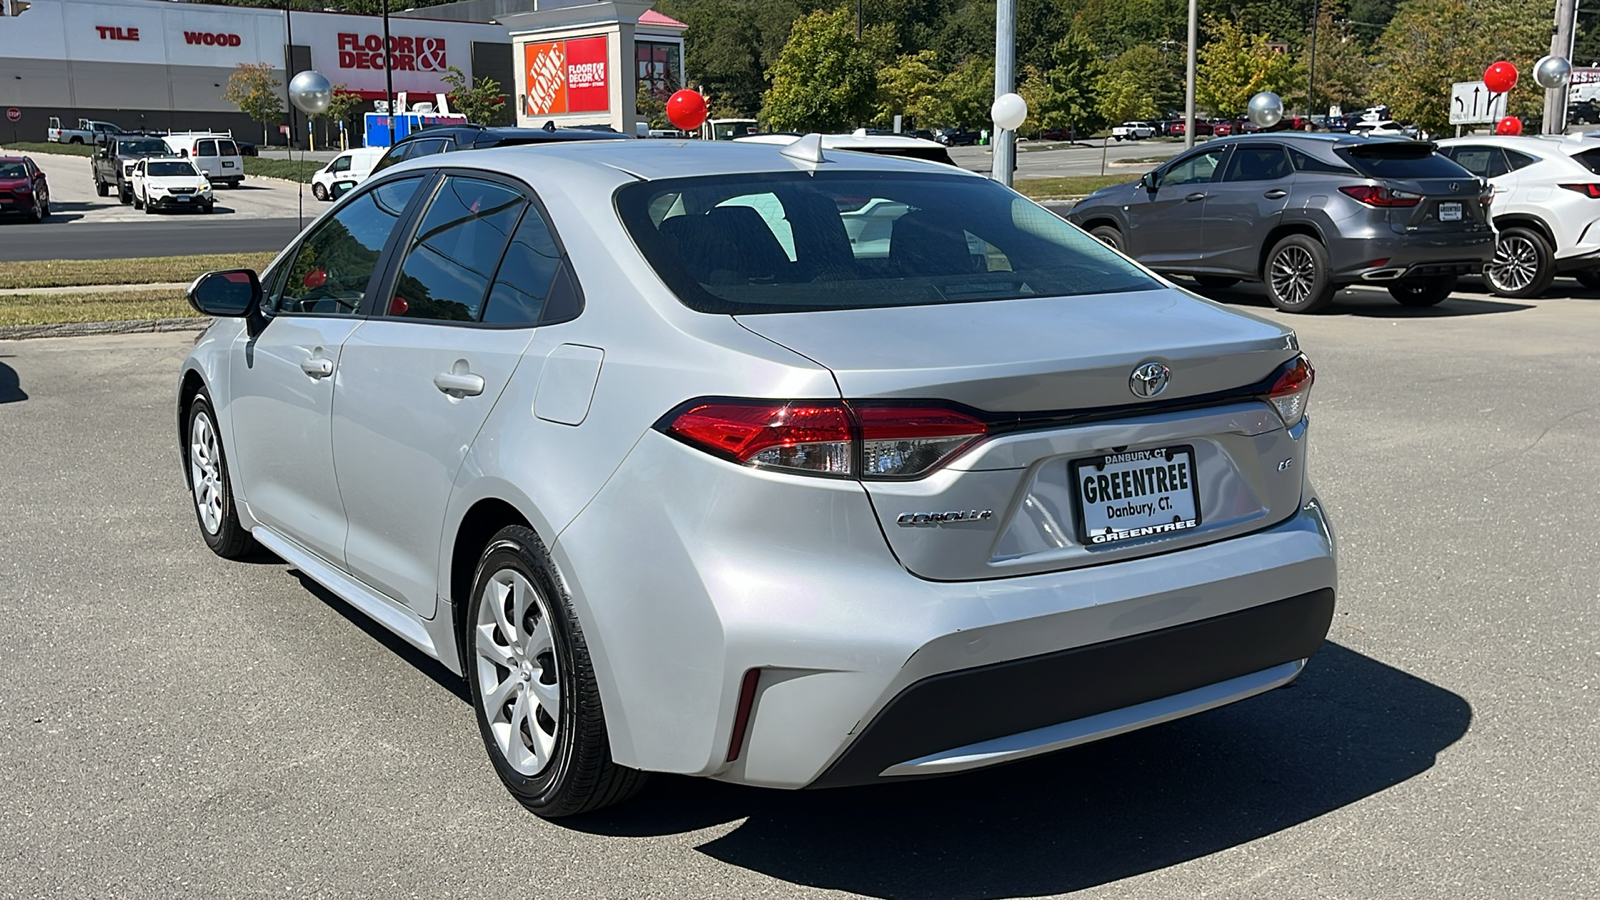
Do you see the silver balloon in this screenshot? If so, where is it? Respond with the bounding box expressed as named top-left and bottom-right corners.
top-left (289, 70), bottom-right (333, 116)
top-left (1247, 91), bottom-right (1284, 128)
top-left (1534, 55), bottom-right (1573, 90)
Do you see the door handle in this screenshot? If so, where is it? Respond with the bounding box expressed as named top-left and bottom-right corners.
top-left (1264, 189), bottom-right (1288, 199)
top-left (1185, 192), bottom-right (1207, 202)
top-left (434, 371), bottom-right (485, 397)
top-left (300, 356), bottom-right (333, 379)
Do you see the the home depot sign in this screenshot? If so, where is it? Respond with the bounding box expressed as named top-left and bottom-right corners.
top-left (523, 36), bottom-right (609, 115)
top-left (337, 33), bottom-right (448, 72)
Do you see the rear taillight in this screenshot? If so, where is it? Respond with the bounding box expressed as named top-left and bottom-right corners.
top-left (1339, 185), bottom-right (1422, 207)
top-left (661, 400), bottom-right (987, 479)
top-left (1265, 355), bottom-right (1315, 427)
top-left (1559, 183), bottom-right (1600, 198)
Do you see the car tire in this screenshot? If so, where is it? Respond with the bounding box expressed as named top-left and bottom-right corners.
top-left (95, 179), bottom-right (109, 197)
top-left (1089, 225), bottom-right (1124, 252)
top-left (1264, 234), bottom-right (1336, 313)
top-left (185, 391), bottom-right (257, 560)
top-left (312, 182), bottom-right (328, 201)
top-left (466, 525), bottom-right (647, 818)
top-left (119, 185), bottom-right (131, 205)
top-left (202, 203), bottom-right (214, 214)
top-left (133, 191), bottom-right (143, 210)
top-left (1484, 227), bottom-right (1555, 298)
top-left (1193, 275), bottom-right (1240, 289)
top-left (27, 196), bottom-right (43, 223)
top-left (1388, 275), bottom-right (1456, 306)
top-left (143, 196), bottom-right (154, 214)
top-left (1573, 268), bottom-right (1600, 290)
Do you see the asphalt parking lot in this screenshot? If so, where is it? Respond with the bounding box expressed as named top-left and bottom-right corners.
top-left (0, 282), bottom-right (1595, 898)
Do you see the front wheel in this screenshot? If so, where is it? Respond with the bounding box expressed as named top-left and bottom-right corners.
top-left (1089, 225), bottom-right (1124, 252)
top-left (186, 391), bottom-right (257, 559)
top-left (133, 191), bottom-right (143, 210)
top-left (1388, 275), bottom-right (1456, 306)
top-left (1264, 234), bottom-right (1336, 313)
top-left (467, 526), bottom-right (646, 818)
top-left (1484, 227), bottom-right (1555, 298)
top-left (312, 182), bottom-right (328, 201)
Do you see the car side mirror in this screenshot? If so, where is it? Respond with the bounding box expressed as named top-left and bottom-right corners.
top-left (329, 180), bottom-right (356, 200)
top-left (188, 269), bottom-right (261, 319)
top-left (1139, 171), bottom-right (1158, 192)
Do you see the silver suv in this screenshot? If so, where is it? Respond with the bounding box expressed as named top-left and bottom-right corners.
top-left (1069, 134), bottom-right (1495, 312)
top-left (178, 140), bottom-right (1336, 816)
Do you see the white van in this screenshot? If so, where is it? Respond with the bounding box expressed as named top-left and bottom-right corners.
top-left (311, 147), bottom-right (384, 201)
top-left (162, 133), bottom-right (245, 188)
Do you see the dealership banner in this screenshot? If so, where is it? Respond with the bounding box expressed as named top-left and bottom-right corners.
top-left (523, 36), bottom-right (609, 116)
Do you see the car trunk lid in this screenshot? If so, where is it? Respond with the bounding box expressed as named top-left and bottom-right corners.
top-left (1334, 142), bottom-right (1492, 235)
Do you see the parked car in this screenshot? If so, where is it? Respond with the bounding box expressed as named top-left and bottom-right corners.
top-left (92, 135), bottom-right (175, 203)
top-left (735, 130), bottom-right (956, 166)
top-left (904, 128), bottom-right (937, 141)
top-left (235, 139), bottom-right (259, 157)
top-left (312, 147), bottom-right (384, 201)
top-left (1112, 121), bottom-right (1158, 141)
top-left (162, 133), bottom-right (246, 188)
top-left (1170, 120), bottom-right (1214, 137)
top-left (369, 123), bottom-right (627, 175)
top-left (1068, 133), bottom-right (1494, 312)
top-left (48, 117), bottom-right (124, 145)
top-left (0, 156), bottom-right (50, 221)
top-left (177, 138), bottom-right (1336, 817)
top-left (936, 126), bottom-right (979, 146)
top-left (1038, 126), bottom-right (1075, 141)
top-left (131, 157), bottom-right (214, 214)
top-left (1212, 120), bottom-right (1234, 137)
top-left (1437, 134), bottom-right (1600, 296)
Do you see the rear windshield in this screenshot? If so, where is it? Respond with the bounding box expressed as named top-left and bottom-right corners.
top-left (1334, 143), bottom-right (1469, 178)
top-left (217, 140), bottom-right (238, 156)
top-left (148, 161), bottom-right (198, 177)
top-left (1572, 148), bottom-right (1600, 174)
top-left (851, 146), bottom-right (957, 166)
top-left (616, 172), bottom-right (1158, 314)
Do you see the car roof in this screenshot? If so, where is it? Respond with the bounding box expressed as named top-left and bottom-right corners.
top-left (1436, 133), bottom-right (1600, 154)
top-left (0, 155), bottom-right (29, 163)
top-left (1207, 132), bottom-right (1420, 148)
top-left (734, 131), bottom-right (947, 151)
top-left (397, 124), bottom-right (624, 145)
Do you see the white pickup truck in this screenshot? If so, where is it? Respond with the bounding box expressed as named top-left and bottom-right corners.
top-left (1111, 121), bottom-right (1157, 141)
top-left (48, 117), bottom-right (126, 145)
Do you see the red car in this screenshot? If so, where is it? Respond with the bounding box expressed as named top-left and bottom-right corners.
top-left (0, 156), bottom-right (50, 222)
top-left (1169, 120), bottom-right (1216, 137)
top-left (1211, 120), bottom-right (1234, 137)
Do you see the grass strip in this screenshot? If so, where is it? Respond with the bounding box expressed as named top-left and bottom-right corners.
top-left (1013, 175), bottom-right (1139, 200)
top-left (1, 141), bottom-right (93, 158)
top-left (0, 289), bottom-right (195, 327)
top-left (0, 252), bottom-right (278, 290)
top-left (1, 142), bottom-right (322, 182)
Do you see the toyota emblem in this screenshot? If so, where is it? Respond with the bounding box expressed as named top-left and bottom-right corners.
top-left (1129, 361), bottom-right (1170, 398)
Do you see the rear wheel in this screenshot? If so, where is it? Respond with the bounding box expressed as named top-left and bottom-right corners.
top-left (1484, 227), bottom-right (1555, 298)
top-left (1193, 275), bottom-right (1240, 289)
top-left (95, 179), bottom-right (109, 197)
top-left (1388, 275), bottom-right (1456, 307)
top-left (1574, 268), bottom-right (1600, 290)
top-left (468, 526), bottom-right (646, 818)
top-left (1264, 234), bottom-right (1336, 313)
top-left (1089, 225), bottom-right (1124, 252)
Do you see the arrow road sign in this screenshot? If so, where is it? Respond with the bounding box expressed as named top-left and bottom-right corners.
top-left (1451, 81), bottom-right (1507, 125)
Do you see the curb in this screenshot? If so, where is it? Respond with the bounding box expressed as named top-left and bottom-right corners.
top-left (0, 316), bottom-right (208, 341)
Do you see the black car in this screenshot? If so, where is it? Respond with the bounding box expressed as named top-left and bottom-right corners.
top-left (936, 127), bottom-right (979, 147)
top-left (370, 123), bottom-right (629, 175)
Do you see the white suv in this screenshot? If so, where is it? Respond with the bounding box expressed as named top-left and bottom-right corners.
top-left (1437, 134), bottom-right (1600, 296)
top-left (1112, 122), bottom-right (1157, 141)
top-left (132, 157), bottom-right (214, 214)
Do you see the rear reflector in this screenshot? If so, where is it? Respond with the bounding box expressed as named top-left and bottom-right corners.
top-left (726, 669), bottom-right (761, 763)
top-left (1559, 183), bottom-right (1600, 198)
top-left (661, 400), bottom-right (988, 479)
top-left (1265, 355), bottom-right (1315, 427)
top-left (1339, 185), bottom-right (1422, 207)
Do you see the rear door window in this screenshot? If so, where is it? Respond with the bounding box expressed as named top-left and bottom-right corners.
top-left (1335, 143), bottom-right (1470, 178)
top-left (1504, 149), bottom-right (1540, 171)
top-left (388, 176), bottom-right (526, 322)
top-left (1444, 146), bottom-right (1509, 178)
top-left (1221, 145), bottom-right (1291, 182)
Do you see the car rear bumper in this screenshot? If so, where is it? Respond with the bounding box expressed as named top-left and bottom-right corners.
top-left (1330, 230), bottom-right (1494, 282)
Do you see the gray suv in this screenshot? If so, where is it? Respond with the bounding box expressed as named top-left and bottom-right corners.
top-left (1068, 134), bottom-right (1495, 312)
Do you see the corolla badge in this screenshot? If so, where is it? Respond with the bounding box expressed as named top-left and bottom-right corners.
top-left (1129, 361), bottom-right (1171, 398)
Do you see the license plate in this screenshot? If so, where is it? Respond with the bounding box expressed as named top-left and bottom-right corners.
top-left (176, 196), bottom-right (189, 202)
top-left (1070, 446), bottom-right (1202, 546)
top-left (1439, 202), bottom-right (1463, 222)
top-left (222, 161), bottom-right (235, 168)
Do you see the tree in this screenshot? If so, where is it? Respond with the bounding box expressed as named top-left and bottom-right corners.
top-left (762, 7), bottom-right (887, 132)
top-left (936, 55), bottom-right (996, 128)
top-left (1096, 44), bottom-right (1170, 124)
top-left (222, 62), bottom-right (283, 146)
top-left (1196, 17), bottom-right (1303, 118)
top-left (440, 64), bottom-right (507, 126)
top-left (1370, 0), bottom-right (1547, 133)
top-left (1304, 0), bottom-right (1369, 113)
top-left (1019, 29), bottom-right (1105, 135)
top-left (323, 86), bottom-right (365, 150)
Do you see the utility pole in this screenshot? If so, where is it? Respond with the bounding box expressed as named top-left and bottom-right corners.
top-left (284, 0), bottom-right (296, 150)
top-left (1185, 0), bottom-right (1197, 148)
top-left (992, 0), bottom-right (1016, 185)
top-left (382, 0), bottom-right (396, 146)
top-left (1544, 0), bottom-right (1578, 133)
top-left (855, 0), bottom-right (861, 40)
top-left (1307, 0), bottom-right (1319, 126)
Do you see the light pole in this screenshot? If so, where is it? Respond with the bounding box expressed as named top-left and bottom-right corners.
top-left (992, 0), bottom-right (1016, 183)
top-left (1544, 0), bottom-right (1579, 132)
top-left (382, 0), bottom-right (396, 146)
top-left (1185, 0), bottom-right (1197, 149)
top-left (1307, 0), bottom-right (1319, 125)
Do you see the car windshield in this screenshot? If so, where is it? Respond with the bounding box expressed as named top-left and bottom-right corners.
top-left (1335, 143), bottom-right (1467, 178)
top-left (0, 162), bottom-right (27, 178)
top-left (617, 171), bottom-right (1158, 315)
top-left (119, 139), bottom-right (171, 156)
top-left (148, 161), bottom-right (198, 177)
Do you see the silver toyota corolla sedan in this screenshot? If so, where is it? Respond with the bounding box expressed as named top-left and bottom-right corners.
top-left (177, 138), bottom-right (1337, 817)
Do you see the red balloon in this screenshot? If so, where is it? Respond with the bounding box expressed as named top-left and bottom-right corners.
top-left (666, 89), bottom-right (708, 132)
top-left (1496, 115), bottom-right (1523, 135)
top-left (1484, 61), bottom-right (1518, 94)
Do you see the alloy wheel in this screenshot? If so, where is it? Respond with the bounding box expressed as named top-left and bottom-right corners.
top-left (188, 411), bottom-right (224, 535)
top-left (475, 569), bottom-right (561, 776)
top-left (1487, 234), bottom-right (1539, 293)
top-left (1270, 245), bottom-right (1317, 306)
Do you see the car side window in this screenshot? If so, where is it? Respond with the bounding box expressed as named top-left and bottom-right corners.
top-left (1504, 149), bottom-right (1539, 171)
top-left (273, 177), bottom-right (424, 316)
top-left (375, 144), bottom-right (409, 172)
top-left (1287, 147), bottom-right (1354, 174)
top-left (1159, 147), bottom-right (1228, 187)
top-left (1221, 145), bottom-right (1291, 182)
top-left (331, 155), bottom-right (351, 173)
top-left (1447, 146), bottom-right (1509, 178)
top-left (388, 176), bottom-right (526, 322)
top-left (407, 139), bottom-right (450, 161)
top-left (482, 204), bottom-right (567, 326)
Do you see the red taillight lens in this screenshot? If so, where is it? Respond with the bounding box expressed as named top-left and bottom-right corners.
top-left (1266, 355), bottom-right (1315, 426)
top-left (663, 401), bottom-right (988, 478)
top-left (1339, 185), bottom-right (1422, 207)
top-left (1559, 183), bottom-right (1600, 198)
